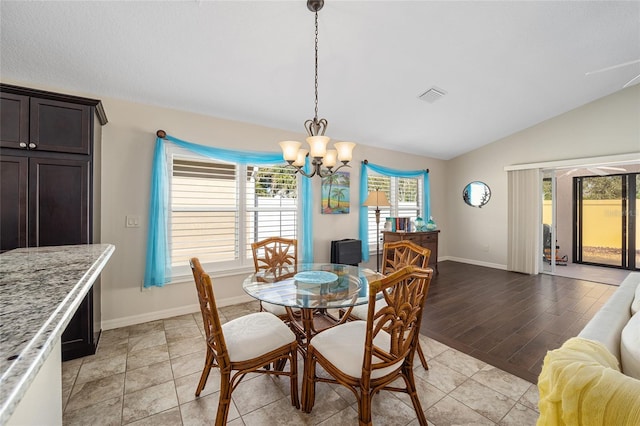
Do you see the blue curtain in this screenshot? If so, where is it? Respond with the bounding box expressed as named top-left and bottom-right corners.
top-left (144, 134), bottom-right (313, 287)
top-left (358, 161), bottom-right (430, 261)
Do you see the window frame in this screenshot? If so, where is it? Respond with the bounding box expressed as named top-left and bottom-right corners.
top-left (366, 173), bottom-right (423, 252)
top-left (166, 146), bottom-right (301, 280)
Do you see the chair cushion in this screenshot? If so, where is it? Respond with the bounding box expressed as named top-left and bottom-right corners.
top-left (222, 312), bottom-right (296, 362)
top-left (350, 298), bottom-right (387, 321)
top-left (350, 272), bottom-right (387, 321)
top-left (310, 321), bottom-right (404, 379)
top-left (262, 301), bottom-right (288, 317)
top-left (620, 312), bottom-right (640, 379)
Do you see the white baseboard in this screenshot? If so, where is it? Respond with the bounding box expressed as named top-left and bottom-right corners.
top-left (101, 294), bottom-right (255, 330)
top-left (440, 256), bottom-right (507, 271)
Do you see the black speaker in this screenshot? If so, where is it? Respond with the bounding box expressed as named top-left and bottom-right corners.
top-left (330, 239), bottom-right (362, 266)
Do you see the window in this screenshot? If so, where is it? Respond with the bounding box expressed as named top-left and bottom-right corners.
top-left (366, 173), bottom-right (422, 249)
top-left (170, 157), bottom-right (298, 276)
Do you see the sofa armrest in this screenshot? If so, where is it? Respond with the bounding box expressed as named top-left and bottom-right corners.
top-left (578, 272), bottom-right (639, 360)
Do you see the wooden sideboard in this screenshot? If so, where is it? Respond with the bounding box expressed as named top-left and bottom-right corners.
top-left (382, 230), bottom-right (439, 273)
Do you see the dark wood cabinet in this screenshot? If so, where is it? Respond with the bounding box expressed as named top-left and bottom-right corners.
top-left (382, 230), bottom-right (440, 273)
top-left (0, 84), bottom-right (107, 361)
top-left (29, 157), bottom-right (90, 247)
top-left (0, 156), bottom-right (28, 250)
top-left (1, 155), bottom-right (90, 250)
top-left (30, 98), bottom-right (91, 154)
top-left (1, 94), bottom-right (90, 154)
top-left (0, 92), bottom-right (29, 149)
top-left (61, 283), bottom-right (101, 361)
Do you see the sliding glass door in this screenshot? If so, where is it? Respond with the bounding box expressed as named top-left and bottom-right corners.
top-left (574, 173), bottom-right (638, 270)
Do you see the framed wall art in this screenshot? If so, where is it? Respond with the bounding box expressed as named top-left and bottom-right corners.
top-left (321, 171), bottom-right (350, 214)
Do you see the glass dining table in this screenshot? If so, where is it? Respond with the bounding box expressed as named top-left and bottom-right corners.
top-left (242, 263), bottom-right (382, 349)
top-left (243, 263), bottom-right (383, 413)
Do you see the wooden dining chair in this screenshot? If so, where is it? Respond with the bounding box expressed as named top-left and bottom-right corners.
top-left (189, 258), bottom-right (299, 424)
top-left (348, 240), bottom-right (432, 369)
top-left (303, 266), bottom-right (434, 425)
top-left (251, 237), bottom-right (297, 320)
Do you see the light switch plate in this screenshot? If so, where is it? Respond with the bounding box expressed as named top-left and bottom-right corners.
top-left (126, 215), bottom-right (140, 228)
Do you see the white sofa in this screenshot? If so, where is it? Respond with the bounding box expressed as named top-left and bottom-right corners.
top-left (578, 271), bottom-right (640, 376)
top-left (536, 272), bottom-right (640, 425)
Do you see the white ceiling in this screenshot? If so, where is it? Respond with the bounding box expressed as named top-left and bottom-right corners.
top-left (1, 1), bottom-right (639, 160)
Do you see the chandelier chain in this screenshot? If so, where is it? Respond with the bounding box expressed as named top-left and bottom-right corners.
top-left (314, 10), bottom-right (319, 122)
top-left (279, 0), bottom-right (355, 179)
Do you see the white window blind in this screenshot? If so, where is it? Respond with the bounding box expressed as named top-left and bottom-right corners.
top-left (245, 165), bottom-right (298, 258)
top-left (396, 177), bottom-right (420, 218)
top-left (171, 158), bottom-right (297, 274)
top-left (367, 175), bottom-right (391, 249)
top-left (172, 159), bottom-right (238, 268)
top-left (366, 173), bottom-right (422, 249)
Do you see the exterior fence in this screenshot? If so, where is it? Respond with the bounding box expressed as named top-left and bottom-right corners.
top-left (543, 199), bottom-right (628, 249)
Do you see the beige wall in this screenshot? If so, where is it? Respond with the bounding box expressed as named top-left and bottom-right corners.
top-left (3, 78), bottom-right (637, 327)
top-left (446, 85), bottom-right (640, 268)
top-left (99, 98), bottom-right (447, 327)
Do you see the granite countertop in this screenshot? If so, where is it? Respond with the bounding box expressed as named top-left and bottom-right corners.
top-left (0, 244), bottom-right (115, 424)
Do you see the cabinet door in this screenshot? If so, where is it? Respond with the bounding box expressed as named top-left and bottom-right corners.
top-left (30, 98), bottom-right (91, 155)
top-left (61, 287), bottom-right (94, 361)
top-left (0, 155), bottom-right (28, 251)
top-left (0, 93), bottom-right (29, 149)
top-left (422, 233), bottom-right (438, 265)
top-left (28, 157), bottom-right (90, 247)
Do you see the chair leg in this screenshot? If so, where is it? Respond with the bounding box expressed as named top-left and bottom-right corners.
top-left (274, 358), bottom-right (287, 371)
top-left (289, 349), bottom-right (300, 409)
top-left (416, 342), bottom-right (429, 370)
top-left (403, 366), bottom-right (428, 426)
top-left (301, 352), bottom-right (316, 413)
top-left (196, 348), bottom-right (215, 396)
top-left (215, 371), bottom-right (232, 426)
top-left (357, 390), bottom-right (373, 426)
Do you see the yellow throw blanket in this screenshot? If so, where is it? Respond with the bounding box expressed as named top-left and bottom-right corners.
top-left (537, 337), bottom-right (640, 425)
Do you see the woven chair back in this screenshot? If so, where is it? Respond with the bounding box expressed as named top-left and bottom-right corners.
top-left (363, 266), bottom-right (433, 375)
top-left (381, 240), bottom-right (431, 274)
top-left (189, 257), bottom-right (229, 369)
top-left (251, 237), bottom-right (298, 279)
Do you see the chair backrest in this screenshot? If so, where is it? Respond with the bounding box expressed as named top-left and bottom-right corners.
top-left (190, 257), bottom-right (229, 368)
top-left (381, 240), bottom-right (431, 275)
top-left (251, 237), bottom-right (297, 279)
top-left (363, 266), bottom-right (433, 376)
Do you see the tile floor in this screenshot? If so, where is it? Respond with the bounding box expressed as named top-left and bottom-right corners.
top-left (550, 262), bottom-right (630, 286)
top-left (62, 302), bottom-right (541, 425)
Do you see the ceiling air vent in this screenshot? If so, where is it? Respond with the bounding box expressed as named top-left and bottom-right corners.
top-left (418, 87), bottom-right (447, 103)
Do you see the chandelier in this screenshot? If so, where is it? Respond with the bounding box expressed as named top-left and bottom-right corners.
top-left (279, 0), bottom-right (356, 178)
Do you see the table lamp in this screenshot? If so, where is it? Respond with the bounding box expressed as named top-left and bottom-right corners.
top-left (363, 190), bottom-right (391, 272)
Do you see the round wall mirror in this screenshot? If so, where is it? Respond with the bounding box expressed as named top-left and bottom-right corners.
top-left (463, 181), bottom-right (491, 208)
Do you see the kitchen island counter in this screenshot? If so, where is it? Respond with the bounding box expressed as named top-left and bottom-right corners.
top-left (0, 244), bottom-right (115, 425)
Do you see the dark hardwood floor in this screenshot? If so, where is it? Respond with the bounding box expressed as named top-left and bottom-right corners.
top-left (421, 261), bottom-right (618, 384)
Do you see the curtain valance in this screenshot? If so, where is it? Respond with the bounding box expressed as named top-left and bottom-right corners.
top-left (144, 133), bottom-right (313, 287)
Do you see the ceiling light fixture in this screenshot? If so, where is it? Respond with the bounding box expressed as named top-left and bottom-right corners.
top-left (279, 0), bottom-right (355, 178)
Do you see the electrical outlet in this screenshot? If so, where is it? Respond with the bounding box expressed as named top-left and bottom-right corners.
top-left (125, 215), bottom-right (140, 228)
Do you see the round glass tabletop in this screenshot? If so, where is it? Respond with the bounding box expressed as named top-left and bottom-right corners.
top-left (243, 263), bottom-right (380, 309)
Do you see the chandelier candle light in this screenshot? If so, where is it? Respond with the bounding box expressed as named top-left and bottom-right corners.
top-left (279, 0), bottom-right (356, 178)
top-left (363, 190), bottom-right (391, 272)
